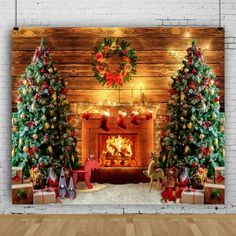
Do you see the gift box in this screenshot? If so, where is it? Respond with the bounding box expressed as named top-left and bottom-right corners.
top-left (12, 167), bottom-right (23, 185)
top-left (204, 183), bottom-right (225, 204)
top-left (33, 189), bottom-right (56, 204)
top-left (215, 167), bottom-right (225, 184)
top-left (12, 183), bottom-right (33, 204)
top-left (180, 188), bottom-right (204, 204)
top-left (206, 177), bottom-right (214, 184)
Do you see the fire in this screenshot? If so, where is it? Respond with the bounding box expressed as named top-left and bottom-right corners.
top-left (106, 135), bottom-right (133, 157)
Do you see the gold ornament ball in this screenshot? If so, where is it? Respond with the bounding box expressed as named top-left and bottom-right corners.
top-left (12, 149), bottom-right (15, 157)
top-left (44, 122), bottom-right (50, 130)
top-left (20, 114), bottom-right (26, 119)
top-left (23, 80), bottom-right (28, 86)
top-left (184, 68), bottom-right (189, 73)
top-left (51, 124), bottom-right (55, 129)
top-left (48, 68), bottom-right (54, 73)
top-left (187, 122), bottom-right (193, 129)
top-left (184, 146), bottom-right (190, 153)
top-left (23, 146), bottom-right (29, 153)
top-left (209, 146), bottom-right (214, 153)
top-left (209, 80), bottom-right (215, 86)
top-left (183, 124), bottom-right (186, 129)
top-left (214, 139), bottom-right (218, 146)
top-left (33, 134), bottom-right (38, 140)
top-left (52, 93), bottom-right (57, 101)
top-left (222, 148), bottom-right (225, 157)
top-left (199, 134), bottom-right (205, 140)
top-left (48, 145), bottom-right (53, 153)
top-left (180, 117), bottom-right (184, 121)
top-left (28, 88), bottom-right (32, 93)
top-left (19, 139), bottom-right (23, 145)
top-left (210, 89), bottom-right (215, 95)
top-left (212, 113), bottom-right (217, 120)
top-left (220, 125), bottom-right (224, 132)
top-left (22, 89), bottom-right (27, 95)
top-left (180, 92), bottom-right (185, 101)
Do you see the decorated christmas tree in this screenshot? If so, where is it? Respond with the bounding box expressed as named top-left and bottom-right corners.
top-left (12, 39), bottom-right (78, 180)
top-left (159, 41), bottom-right (225, 181)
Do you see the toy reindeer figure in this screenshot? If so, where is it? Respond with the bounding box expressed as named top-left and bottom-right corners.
top-left (143, 152), bottom-right (165, 192)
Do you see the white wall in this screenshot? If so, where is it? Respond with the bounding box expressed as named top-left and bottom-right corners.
top-left (0, 0), bottom-right (236, 214)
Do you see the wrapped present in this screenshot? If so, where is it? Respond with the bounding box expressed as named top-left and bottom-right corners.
top-left (206, 177), bottom-right (214, 184)
top-left (180, 188), bottom-right (204, 204)
top-left (33, 188), bottom-right (56, 204)
top-left (204, 183), bottom-right (225, 204)
top-left (12, 167), bottom-right (23, 185)
top-left (12, 183), bottom-right (33, 204)
top-left (215, 167), bottom-right (225, 184)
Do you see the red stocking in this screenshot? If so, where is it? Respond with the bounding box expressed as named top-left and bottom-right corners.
top-left (100, 113), bottom-right (110, 132)
top-left (130, 111), bottom-right (139, 126)
top-left (117, 111), bottom-right (127, 129)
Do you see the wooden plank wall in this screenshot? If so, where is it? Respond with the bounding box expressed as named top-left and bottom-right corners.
top-left (12, 27), bottom-right (225, 157)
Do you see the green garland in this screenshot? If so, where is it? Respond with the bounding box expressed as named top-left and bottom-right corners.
top-left (93, 38), bottom-right (137, 88)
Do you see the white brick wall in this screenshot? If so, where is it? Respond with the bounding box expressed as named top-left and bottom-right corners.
top-left (0, 0), bottom-right (235, 214)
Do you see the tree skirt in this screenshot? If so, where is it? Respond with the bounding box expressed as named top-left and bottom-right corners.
top-left (60, 183), bottom-right (163, 205)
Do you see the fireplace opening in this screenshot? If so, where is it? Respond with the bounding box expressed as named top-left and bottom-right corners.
top-left (98, 133), bottom-right (138, 167)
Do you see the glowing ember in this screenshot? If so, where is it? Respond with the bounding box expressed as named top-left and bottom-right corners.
top-left (106, 135), bottom-right (133, 157)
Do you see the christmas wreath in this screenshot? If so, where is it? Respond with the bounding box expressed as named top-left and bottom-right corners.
top-left (93, 38), bottom-right (137, 88)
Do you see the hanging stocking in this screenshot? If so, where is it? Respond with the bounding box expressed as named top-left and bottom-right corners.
top-left (100, 112), bottom-right (110, 132)
top-left (58, 167), bottom-right (67, 199)
top-left (130, 111), bottom-right (139, 126)
top-left (82, 111), bottom-right (90, 120)
top-left (145, 110), bottom-right (153, 120)
top-left (117, 111), bottom-right (127, 129)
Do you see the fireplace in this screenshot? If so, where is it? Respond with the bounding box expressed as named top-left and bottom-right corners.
top-left (82, 114), bottom-right (153, 168)
top-left (98, 134), bottom-right (138, 167)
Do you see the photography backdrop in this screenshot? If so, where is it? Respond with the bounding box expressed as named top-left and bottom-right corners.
top-left (0, 0), bottom-right (236, 213)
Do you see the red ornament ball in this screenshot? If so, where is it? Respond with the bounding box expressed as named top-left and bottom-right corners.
top-left (192, 162), bottom-right (198, 168)
top-left (39, 162), bottom-right (45, 168)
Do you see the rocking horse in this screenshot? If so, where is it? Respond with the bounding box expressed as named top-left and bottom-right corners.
top-left (71, 154), bottom-right (100, 189)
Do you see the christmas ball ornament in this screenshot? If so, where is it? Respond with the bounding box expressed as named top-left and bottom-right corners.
top-left (44, 122), bottom-right (50, 130)
top-left (209, 80), bottom-right (215, 86)
top-left (33, 134), bottom-right (38, 140)
top-left (22, 89), bottom-right (27, 95)
top-left (23, 80), bottom-right (28, 86)
top-left (51, 124), bottom-right (55, 129)
top-left (12, 125), bottom-right (17, 132)
top-left (48, 145), bottom-right (53, 153)
top-left (23, 146), bottom-right (29, 153)
top-left (187, 122), bottom-right (193, 129)
top-left (48, 67), bottom-right (54, 73)
top-left (205, 88), bottom-right (209, 94)
top-left (28, 88), bottom-right (32, 93)
top-left (19, 139), bottom-right (23, 145)
top-left (191, 115), bottom-right (196, 121)
top-left (52, 93), bottom-right (57, 101)
top-left (220, 125), bottom-right (224, 132)
top-left (210, 89), bottom-right (215, 95)
top-left (34, 94), bottom-right (40, 100)
top-left (39, 162), bottom-right (45, 168)
top-left (214, 139), bottom-right (218, 146)
top-left (222, 148), bottom-right (225, 157)
top-left (53, 117), bottom-right (57, 121)
top-left (183, 124), bottom-right (186, 129)
top-left (180, 117), bottom-right (184, 121)
top-left (180, 92), bottom-right (185, 101)
top-left (12, 148), bottom-right (15, 157)
top-left (209, 146), bottom-right (214, 153)
top-left (42, 115), bottom-right (46, 120)
top-left (184, 146), bottom-right (190, 153)
top-left (49, 110), bottom-right (55, 116)
top-left (192, 162), bottom-right (198, 168)
top-left (199, 134), bottom-right (205, 140)
top-left (184, 68), bottom-right (189, 73)
top-left (212, 113), bottom-right (217, 120)
top-left (198, 94), bottom-right (203, 100)
top-left (20, 114), bottom-right (26, 119)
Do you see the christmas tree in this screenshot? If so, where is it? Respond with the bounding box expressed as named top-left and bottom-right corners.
top-left (12, 39), bottom-right (79, 180)
top-left (159, 41), bottom-right (225, 181)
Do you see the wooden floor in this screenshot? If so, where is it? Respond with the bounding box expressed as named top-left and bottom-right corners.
top-left (1, 214), bottom-right (236, 236)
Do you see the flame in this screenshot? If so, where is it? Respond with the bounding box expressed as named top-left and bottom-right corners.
top-left (106, 135), bottom-right (133, 157)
